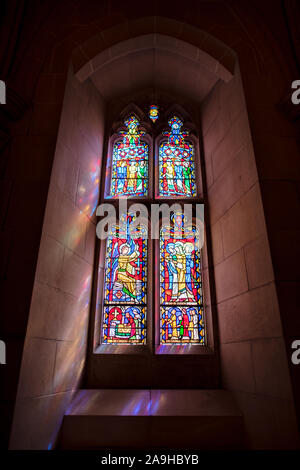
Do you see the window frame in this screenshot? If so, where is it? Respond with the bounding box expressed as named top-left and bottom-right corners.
top-left (91, 110), bottom-right (215, 356)
top-left (154, 212), bottom-right (213, 355)
top-left (155, 131), bottom-right (203, 201)
top-left (103, 123), bottom-right (153, 201)
top-left (94, 210), bottom-right (153, 355)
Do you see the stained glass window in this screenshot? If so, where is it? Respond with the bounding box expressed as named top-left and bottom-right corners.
top-left (149, 104), bottom-right (159, 123)
top-left (101, 108), bottom-right (205, 349)
top-left (102, 214), bottom-right (147, 344)
top-left (110, 116), bottom-right (148, 197)
top-left (159, 116), bottom-right (196, 197)
top-left (160, 212), bottom-right (204, 344)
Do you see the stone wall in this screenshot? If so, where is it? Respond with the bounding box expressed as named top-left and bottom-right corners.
top-left (9, 67), bottom-right (105, 449)
top-left (201, 62), bottom-right (299, 449)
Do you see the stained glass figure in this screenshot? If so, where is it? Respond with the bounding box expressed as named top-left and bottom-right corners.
top-left (103, 306), bottom-right (146, 343)
top-left (149, 104), bottom-right (159, 123)
top-left (160, 212), bottom-right (204, 344)
top-left (159, 116), bottom-right (196, 197)
top-left (110, 115), bottom-right (148, 197)
top-left (102, 214), bottom-right (147, 344)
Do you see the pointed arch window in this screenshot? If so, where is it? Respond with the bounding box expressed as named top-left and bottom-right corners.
top-left (96, 107), bottom-right (209, 358)
top-left (160, 213), bottom-right (204, 344)
top-left (159, 117), bottom-right (196, 197)
top-left (109, 116), bottom-right (149, 197)
top-left (102, 214), bottom-right (148, 344)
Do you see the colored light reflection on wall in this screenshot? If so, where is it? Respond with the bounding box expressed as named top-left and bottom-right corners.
top-left (78, 158), bottom-right (100, 217)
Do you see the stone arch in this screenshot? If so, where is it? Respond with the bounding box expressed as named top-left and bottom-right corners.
top-left (72, 23), bottom-right (236, 84)
top-left (6, 4), bottom-right (295, 106)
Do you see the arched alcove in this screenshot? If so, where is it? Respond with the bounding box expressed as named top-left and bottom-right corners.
top-left (6, 13), bottom-right (299, 451)
top-left (74, 30), bottom-right (234, 85)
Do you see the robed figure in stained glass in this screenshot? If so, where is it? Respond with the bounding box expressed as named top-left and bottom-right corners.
top-left (159, 116), bottom-right (196, 197)
top-left (102, 215), bottom-right (147, 344)
top-left (110, 116), bottom-right (148, 197)
top-left (160, 213), bottom-right (204, 344)
top-left (111, 242), bottom-right (141, 300)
